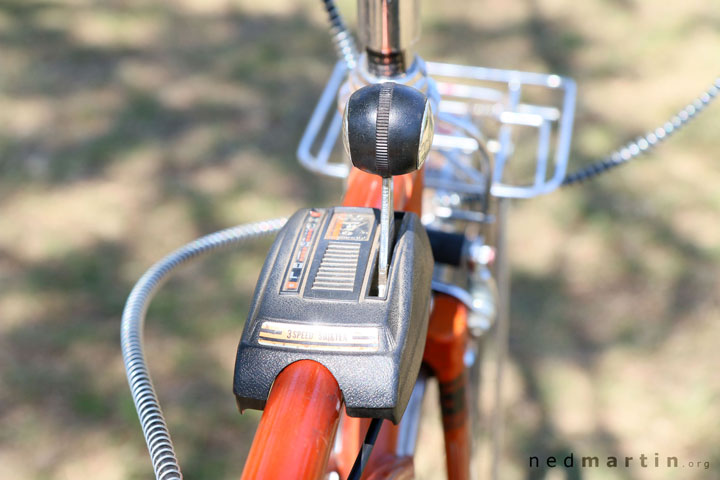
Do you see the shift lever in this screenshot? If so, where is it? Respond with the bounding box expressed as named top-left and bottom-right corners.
top-left (342, 82), bottom-right (434, 295)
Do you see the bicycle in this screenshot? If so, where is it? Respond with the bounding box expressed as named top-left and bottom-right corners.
top-left (120, 1), bottom-right (719, 479)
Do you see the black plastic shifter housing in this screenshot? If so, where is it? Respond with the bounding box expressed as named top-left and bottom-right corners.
top-left (233, 206), bottom-right (433, 423)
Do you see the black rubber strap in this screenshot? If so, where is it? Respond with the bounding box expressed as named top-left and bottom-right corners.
top-left (426, 229), bottom-right (465, 267)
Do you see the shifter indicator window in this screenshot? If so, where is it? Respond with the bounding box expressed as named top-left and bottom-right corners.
top-left (325, 212), bottom-right (374, 242)
top-left (304, 210), bottom-right (378, 300)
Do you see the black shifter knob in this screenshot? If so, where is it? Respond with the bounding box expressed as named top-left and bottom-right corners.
top-left (342, 82), bottom-right (434, 177)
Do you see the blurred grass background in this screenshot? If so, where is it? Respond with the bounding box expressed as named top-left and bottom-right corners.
top-left (0, 0), bottom-right (718, 478)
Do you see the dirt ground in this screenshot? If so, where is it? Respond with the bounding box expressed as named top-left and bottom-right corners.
top-left (1, 0), bottom-right (719, 479)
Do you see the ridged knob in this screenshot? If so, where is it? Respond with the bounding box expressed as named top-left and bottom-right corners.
top-left (342, 82), bottom-right (434, 177)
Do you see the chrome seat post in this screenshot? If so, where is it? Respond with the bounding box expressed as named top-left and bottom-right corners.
top-left (357, 0), bottom-right (421, 77)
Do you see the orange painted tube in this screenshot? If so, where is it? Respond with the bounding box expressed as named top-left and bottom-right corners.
top-left (343, 167), bottom-right (424, 215)
top-left (365, 456), bottom-right (415, 480)
top-left (423, 294), bottom-right (471, 480)
top-left (241, 360), bottom-right (342, 480)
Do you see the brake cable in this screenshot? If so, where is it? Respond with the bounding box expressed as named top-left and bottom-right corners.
top-left (321, 0), bottom-right (358, 70)
top-left (347, 418), bottom-right (384, 480)
top-left (562, 77), bottom-right (720, 186)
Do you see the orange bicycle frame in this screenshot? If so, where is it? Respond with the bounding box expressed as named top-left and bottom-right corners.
top-left (241, 167), bottom-right (472, 480)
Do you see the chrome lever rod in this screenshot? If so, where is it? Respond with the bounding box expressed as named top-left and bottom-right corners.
top-left (378, 177), bottom-right (393, 296)
top-left (342, 82), bottom-right (433, 298)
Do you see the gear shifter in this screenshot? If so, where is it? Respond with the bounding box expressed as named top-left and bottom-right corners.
top-left (342, 82), bottom-right (434, 295)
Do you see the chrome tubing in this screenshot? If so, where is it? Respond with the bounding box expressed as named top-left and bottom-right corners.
top-left (357, 0), bottom-right (421, 76)
top-left (121, 218), bottom-right (287, 480)
top-left (378, 177), bottom-right (393, 296)
top-left (297, 61), bottom-right (349, 178)
top-left (358, 0), bottom-right (420, 54)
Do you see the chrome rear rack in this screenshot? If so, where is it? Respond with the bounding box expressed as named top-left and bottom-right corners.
top-left (297, 60), bottom-right (576, 199)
